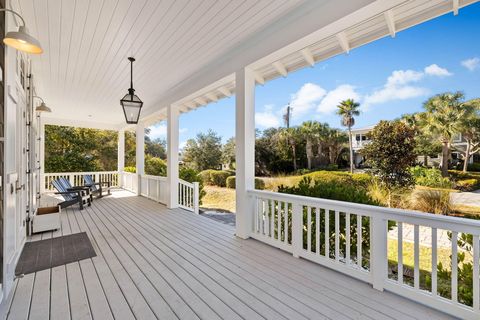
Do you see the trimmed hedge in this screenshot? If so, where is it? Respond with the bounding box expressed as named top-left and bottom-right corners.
top-left (199, 169), bottom-right (234, 187)
top-left (304, 171), bottom-right (372, 187)
top-left (225, 176), bottom-right (265, 190)
top-left (123, 166), bottom-right (136, 173)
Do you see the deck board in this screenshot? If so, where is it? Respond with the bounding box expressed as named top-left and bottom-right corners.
top-left (7, 190), bottom-right (456, 320)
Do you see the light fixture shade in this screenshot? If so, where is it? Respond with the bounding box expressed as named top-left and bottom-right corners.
top-left (35, 102), bottom-right (51, 113)
top-left (4, 26), bottom-right (43, 54)
top-left (120, 90), bottom-right (143, 124)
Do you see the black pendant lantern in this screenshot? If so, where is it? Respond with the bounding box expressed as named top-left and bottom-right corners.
top-left (120, 57), bottom-right (143, 124)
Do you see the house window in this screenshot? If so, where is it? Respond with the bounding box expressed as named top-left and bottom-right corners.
top-left (356, 134), bottom-right (360, 141)
top-left (452, 133), bottom-right (462, 142)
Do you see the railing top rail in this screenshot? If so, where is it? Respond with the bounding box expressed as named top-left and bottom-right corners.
top-left (248, 189), bottom-right (480, 233)
top-left (141, 174), bottom-right (167, 181)
top-left (45, 171), bottom-right (118, 175)
top-left (179, 179), bottom-right (194, 188)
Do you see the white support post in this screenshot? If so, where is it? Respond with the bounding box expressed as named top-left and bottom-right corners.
top-left (370, 215), bottom-right (388, 291)
top-left (117, 129), bottom-right (125, 187)
top-left (193, 182), bottom-right (200, 214)
top-left (135, 122), bottom-right (145, 195)
top-left (292, 203), bottom-right (303, 258)
top-left (167, 105), bottom-right (179, 209)
top-left (235, 67), bottom-right (256, 239)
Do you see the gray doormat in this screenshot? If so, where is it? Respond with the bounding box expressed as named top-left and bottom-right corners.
top-left (15, 232), bottom-right (96, 276)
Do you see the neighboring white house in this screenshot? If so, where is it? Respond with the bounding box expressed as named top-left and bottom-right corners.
top-left (350, 125), bottom-right (479, 168)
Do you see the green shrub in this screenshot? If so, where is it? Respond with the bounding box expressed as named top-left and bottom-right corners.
top-left (456, 179), bottom-right (480, 191)
top-left (226, 176), bottom-right (235, 189)
top-left (467, 163), bottom-right (480, 172)
top-left (199, 169), bottom-right (233, 187)
top-left (225, 176), bottom-right (265, 190)
top-left (179, 167), bottom-right (206, 203)
top-left (410, 166), bottom-right (453, 188)
top-left (145, 157), bottom-right (166, 176)
top-left (210, 171), bottom-right (233, 187)
top-left (278, 176), bottom-right (379, 205)
top-left (123, 166), bottom-right (136, 173)
top-left (199, 169), bottom-right (215, 185)
top-left (304, 171), bottom-right (371, 188)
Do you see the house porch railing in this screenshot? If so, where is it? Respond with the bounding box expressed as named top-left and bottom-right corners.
top-left (42, 171), bottom-right (200, 214)
top-left (248, 189), bottom-right (480, 320)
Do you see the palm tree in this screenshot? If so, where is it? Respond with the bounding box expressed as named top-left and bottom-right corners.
top-left (278, 127), bottom-right (300, 171)
top-left (336, 99), bottom-right (360, 173)
top-left (421, 92), bottom-right (476, 177)
top-left (300, 121), bottom-right (320, 169)
top-left (325, 128), bottom-right (348, 165)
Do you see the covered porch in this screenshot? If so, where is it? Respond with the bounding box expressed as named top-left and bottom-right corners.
top-left (5, 190), bottom-right (453, 320)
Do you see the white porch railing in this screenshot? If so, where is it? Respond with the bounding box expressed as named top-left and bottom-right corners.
top-left (248, 189), bottom-right (480, 320)
top-left (122, 171), bottom-right (138, 193)
top-left (124, 172), bottom-right (199, 214)
top-left (178, 179), bottom-right (200, 214)
top-left (42, 171), bottom-right (119, 192)
top-left (140, 174), bottom-right (168, 204)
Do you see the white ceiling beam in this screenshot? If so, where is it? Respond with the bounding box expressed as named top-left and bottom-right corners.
top-left (205, 92), bottom-right (218, 102)
top-left (300, 48), bottom-right (315, 67)
top-left (185, 101), bottom-right (196, 109)
top-left (272, 61), bottom-right (288, 77)
top-left (254, 71), bottom-right (265, 85)
top-left (218, 86), bottom-right (232, 97)
top-left (383, 10), bottom-right (396, 38)
top-left (453, 0), bottom-right (459, 15)
top-left (194, 97), bottom-right (208, 106)
top-left (336, 31), bottom-right (350, 54)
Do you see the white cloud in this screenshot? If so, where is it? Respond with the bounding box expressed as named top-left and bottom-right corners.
top-left (148, 124), bottom-right (167, 139)
top-left (317, 84), bottom-right (360, 114)
top-left (461, 57), bottom-right (479, 71)
top-left (255, 104), bottom-right (280, 128)
top-left (179, 141), bottom-right (187, 150)
top-left (179, 128), bottom-right (188, 134)
top-left (424, 64), bottom-right (452, 77)
top-left (289, 83), bottom-right (326, 119)
top-left (363, 69), bottom-right (428, 109)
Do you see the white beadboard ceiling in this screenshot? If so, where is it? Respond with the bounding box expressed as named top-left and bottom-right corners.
top-left (11, 0), bottom-right (305, 128)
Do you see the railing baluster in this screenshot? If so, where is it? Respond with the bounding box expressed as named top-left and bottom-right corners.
top-left (357, 214), bottom-right (362, 269)
top-left (335, 210), bottom-right (340, 261)
top-left (472, 235), bottom-right (480, 311)
top-left (473, 235), bottom-right (479, 311)
top-left (414, 224), bottom-right (420, 289)
top-left (270, 200), bottom-right (274, 238)
top-left (325, 209), bottom-right (330, 259)
top-left (431, 227), bottom-right (438, 296)
top-left (451, 231), bottom-right (458, 302)
top-left (398, 222), bottom-right (403, 284)
top-left (316, 208), bottom-right (320, 255)
top-left (277, 201), bottom-right (281, 241)
top-left (307, 206), bottom-right (312, 253)
top-left (265, 200), bottom-right (270, 237)
top-left (346, 213), bottom-right (350, 265)
top-left (284, 202), bottom-right (288, 244)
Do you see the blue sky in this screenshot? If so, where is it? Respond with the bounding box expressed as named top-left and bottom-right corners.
top-left (149, 3), bottom-right (480, 148)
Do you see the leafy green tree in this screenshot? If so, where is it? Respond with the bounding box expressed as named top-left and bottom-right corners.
top-left (145, 156), bottom-right (167, 176)
top-left (336, 99), bottom-right (360, 173)
top-left (277, 127), bottom-right (302, 171)
top-left (325, 128), bottom-right (348, 165)
top-left (420, 92), bottom-right (476, 177)
top-left (222, 137), bottom-right (236, 170)
top-left (183, 129), bottom-right (223, 171)
top-left (300, 121), bottom-right (320, 169)
top-left (453, 99), bottom-right (480, 172)
top-left (362, 121), bottom-right (417, 206)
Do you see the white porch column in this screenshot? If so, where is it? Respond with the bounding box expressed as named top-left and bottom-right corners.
top-left (117, 129), bottom-right (125, 187)
top-left (167, 105), bottom-right (179, 209)
top-left (136, 122), bottom-right (145, 195)
top-left (235, 68), bottom-right (256, 239)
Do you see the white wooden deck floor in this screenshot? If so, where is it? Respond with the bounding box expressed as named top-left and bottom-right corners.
top-left (5, 190), bottom-right (455, 320)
